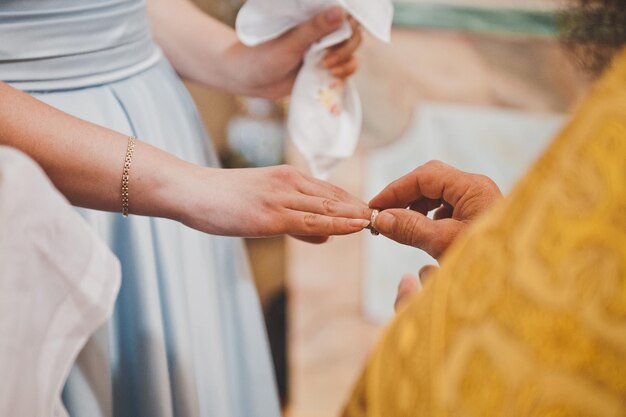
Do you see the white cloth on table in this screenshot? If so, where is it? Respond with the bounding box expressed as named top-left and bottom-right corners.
top-left (0, 147), bottom-right (121, 417)
top-left (236, 0), bottom-right (393, 179)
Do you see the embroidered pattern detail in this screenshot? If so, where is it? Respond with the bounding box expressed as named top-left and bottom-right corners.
top-left (317, 80), bottom-right (344, 115)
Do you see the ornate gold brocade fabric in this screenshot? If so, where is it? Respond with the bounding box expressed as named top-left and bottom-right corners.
top-left (343, 49), bottom-right (626, 417)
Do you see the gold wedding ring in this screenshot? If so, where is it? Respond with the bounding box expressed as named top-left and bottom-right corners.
top-left (370, 209), bottom-right (380, 236)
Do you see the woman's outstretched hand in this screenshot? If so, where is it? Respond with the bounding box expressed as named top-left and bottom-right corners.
top-left (181, 164), bottom-right (372, 239)
top-left (0, 82), bottom-right (367, 242)
top-left (370, 161), bottom-right (502, 260)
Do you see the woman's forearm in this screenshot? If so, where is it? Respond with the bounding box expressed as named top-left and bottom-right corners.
top-left (0, 82), bottom-right (200, 220)
top-left (146, 0), bottom-right (357, 99)
top-left (147, 0), bottom-right (252, 94)
top-left (0, 82), bottom-right (371, 238)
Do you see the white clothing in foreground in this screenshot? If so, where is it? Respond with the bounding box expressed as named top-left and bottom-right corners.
top-left (0, 147), bottom-right (121, 417)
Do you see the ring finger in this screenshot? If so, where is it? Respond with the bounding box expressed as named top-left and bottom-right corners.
top-left (288, 195), bottom-right (372, 220)
top-left (299, 176), bottom-right (367, 207)
top-left (285, 209), bottom-right (371, 236)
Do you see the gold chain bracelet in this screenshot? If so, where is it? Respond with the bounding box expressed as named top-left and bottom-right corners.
top-left (121, 136), bottom-right (136, 217)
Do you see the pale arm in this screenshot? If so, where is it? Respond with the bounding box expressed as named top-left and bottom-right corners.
top-left (371, 160), bottom-right (502, 259)
top-left (147, 0), bottom-right (362, 98)
top-left (146, 0), bottom-right (245, 94)
top-left (0, 82), bottom-right (185, 220)
top-left (0, 82), bottom-right (371, 237)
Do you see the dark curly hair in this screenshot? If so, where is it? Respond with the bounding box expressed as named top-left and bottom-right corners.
top-left (560, 0), bottom-right (626, 76)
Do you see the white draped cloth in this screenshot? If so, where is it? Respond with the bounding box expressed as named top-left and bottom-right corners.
top-left (237, 0), bottom-right (393, 179)
top-left (0, 147), bottom-right (121, 417)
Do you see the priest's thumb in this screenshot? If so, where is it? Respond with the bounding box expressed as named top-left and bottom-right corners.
top-left (373, 209), bottom-right (465, 260)
top-left (291, 7), bottom-right (347, 50)
top-left (394, 274), bottom-right (420, 312)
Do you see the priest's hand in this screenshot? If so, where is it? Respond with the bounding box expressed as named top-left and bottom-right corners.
top-left (371, 161), bottom-right (502, 260)
top-left (394, 265), bottom-right (438, 312)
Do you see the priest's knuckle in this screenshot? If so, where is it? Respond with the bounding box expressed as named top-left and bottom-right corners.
top-left (479, 175), bottom-right (501, 197)
top-left (424, 159), bottom-right (445, 170)
top-left (402, 215), bottom-right (422, 244)
top-left (473, 173), bottom-right (492, 186)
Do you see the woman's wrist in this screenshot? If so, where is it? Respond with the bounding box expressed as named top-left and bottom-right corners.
top-left (169, 164), bottom-right (237, 235)
top-left (125, 140), bottom-right (205, 222)
top-left (219, 43), bottom-right (268, 97)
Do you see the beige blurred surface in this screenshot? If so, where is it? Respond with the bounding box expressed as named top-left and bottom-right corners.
top-left (358, 29), bottom-right (586, 149)
top-left (184, 82), bottom-right (236, 154)
top-left (285, 149), bottom-right (382, 417)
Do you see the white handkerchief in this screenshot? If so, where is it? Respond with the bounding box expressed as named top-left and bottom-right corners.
top-left (236, 0), bottom-right (393, 179)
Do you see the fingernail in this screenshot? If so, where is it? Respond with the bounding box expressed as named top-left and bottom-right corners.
top-left (349, 218), bottom-right (370, 228)
top-left (325, 7), bottom-right (345, 24)
top-left (374, 211), bottom-right (395, 233)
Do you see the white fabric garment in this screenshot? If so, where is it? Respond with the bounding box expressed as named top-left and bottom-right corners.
top-left (0, 147), bottom-right (121, 417)
top-left (236, 0), bottom-right (393, 178)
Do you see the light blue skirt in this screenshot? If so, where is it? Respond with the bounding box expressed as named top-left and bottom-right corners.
top-left (30, 60), bottom-right (281, 417)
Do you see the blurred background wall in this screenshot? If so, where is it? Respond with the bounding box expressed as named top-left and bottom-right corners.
top-left (183, 1), bottom-right (588, 416)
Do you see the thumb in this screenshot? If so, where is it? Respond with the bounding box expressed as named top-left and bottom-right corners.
top-left (374, 209), bottom-right (465, 259)
top-left (394, 274), bottom-right (420, 312)
top-left (289, 7), bottom-right (347, 50)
